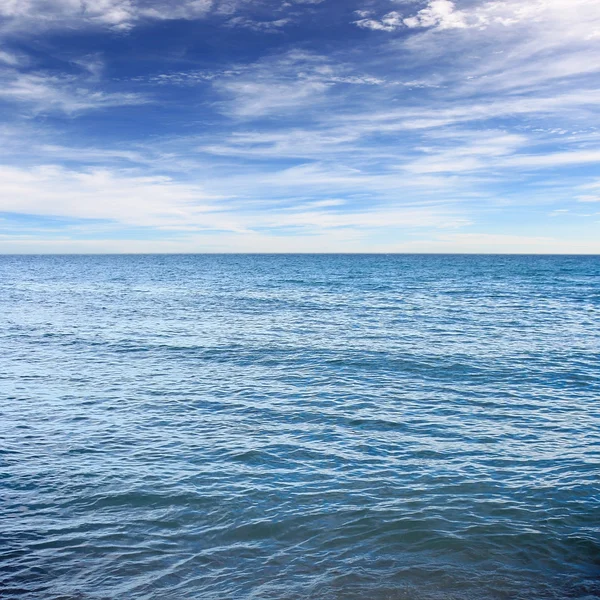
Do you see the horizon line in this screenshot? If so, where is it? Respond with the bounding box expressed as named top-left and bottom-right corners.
top-left (1, 252), bottom-right (599, 257)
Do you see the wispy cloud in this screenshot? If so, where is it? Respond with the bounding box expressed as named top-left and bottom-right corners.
top-left (356, 0), bottom-right (600, 34)
top-left (0, 162), bottom-right (470, 253)
top-left (0, 164), bottom-right (222, 227)
top-left (0, 0), bottom-right (213, 32)
top-left (0, 72), bottom-right (147, 113)
top-left (0, 0), bottom-right (324, 33)
top-left (0, 48), bottom-right (23, 66)
top-left (211, 50), bottom-right (388, 118)
top-left (226, 16), bottom-right (290, 32)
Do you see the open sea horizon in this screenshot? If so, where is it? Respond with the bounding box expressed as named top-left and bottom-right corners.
top-left (1, 254), bottom-right (599, 599)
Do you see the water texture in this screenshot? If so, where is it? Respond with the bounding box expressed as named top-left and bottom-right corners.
top-left (1, 254), bottom-right (599, 600)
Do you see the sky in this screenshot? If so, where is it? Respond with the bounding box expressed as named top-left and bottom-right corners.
top-left (0, 0), bottom-right (599, 253)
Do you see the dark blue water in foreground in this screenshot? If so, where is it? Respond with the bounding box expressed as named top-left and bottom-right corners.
top-left (1, 254), bottom-right (599, 600)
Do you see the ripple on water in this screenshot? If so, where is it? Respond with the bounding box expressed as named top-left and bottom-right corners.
top-left (1, 255), bottom-right (599, 599)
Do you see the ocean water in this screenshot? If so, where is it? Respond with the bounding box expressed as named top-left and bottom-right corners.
top-left (1, 254), bottom-right (599, 600)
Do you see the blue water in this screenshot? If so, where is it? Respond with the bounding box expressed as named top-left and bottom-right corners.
top-left (1, 254), bottom-right (599, 600)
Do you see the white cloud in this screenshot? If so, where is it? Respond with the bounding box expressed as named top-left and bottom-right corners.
top-left (0, 72), bottom-right (147, 113)
top-left (256, 206), bottom-right (468, 229)
top-left (212, 51), bottom-right (385, 118)
top-left (0, 0), bottom-right (214, 31)
top-left (400, 133), bottom-right (600, 175)
top-left (197, 127), bottom-right (365, 159)
top-left (403, 0), bottom-right (467, 30)
top-left (503, 150), bottom-right (600, 168)
top-left (355, 11), bottom-right (404, 32)
top-left (0, 48), bottom-right (22, 65)
top-left (579, 180), bottom-right (600, 191)
top-left (0, 163), bottom-right (470, 237)
top-left (357, 0), bottom-right (600, 35)
top-left (403, 131), bottom-right (528, 173)
top-left (336, 89), bottom-right (600, 136)
top-left (218, 77), bottom-right (330, 117)
top-left (0, 164), bottom-right (227, 228)
top-left (0, 0), bottom-right (324, 33)
top-left (369, 0), bottom-right (600, 99)
top-left (356, 0), bottom-right (468, 32)
top-left (37, 144), bottom-right (147, 164)
top-left (356, 0), bottom-right (600, 99)
top-left (226, 16), bottom-right (290, 32)
top-left (193, 84), bottom-right (600, 170)
top-left (549, 209), bottom-right (569, 217)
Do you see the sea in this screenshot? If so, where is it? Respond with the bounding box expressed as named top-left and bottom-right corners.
top-left (1, 254), bottom-right (599, 600)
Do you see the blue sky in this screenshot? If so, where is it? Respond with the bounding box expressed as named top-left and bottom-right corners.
top-left (0, 0), bottom-right (599, 253)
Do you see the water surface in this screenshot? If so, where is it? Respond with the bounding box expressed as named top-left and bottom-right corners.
top-left (1, 255), bottom-right (599, 599)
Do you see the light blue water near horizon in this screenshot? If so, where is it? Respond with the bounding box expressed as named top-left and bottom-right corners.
top-left (1, 254), bottom-right (599, 600)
